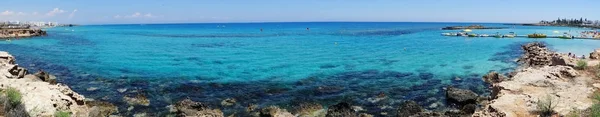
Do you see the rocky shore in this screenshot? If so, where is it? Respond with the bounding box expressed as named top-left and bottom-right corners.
top-left (473, 42), bottom-right (600, 117)
top-left (0, 51), bottom-right (117, 116)
top-left (0, 28), bottom-right (47, 39)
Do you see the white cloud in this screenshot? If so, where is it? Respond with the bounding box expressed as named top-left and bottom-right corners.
top-left (115, 12), bottom-right (157, 19)
top-left (129, 12), bottom-right (141, 18)
top-left (68, 9), bottom-right (78, 19)
top-left (17, 12), bottom-right (26, 16)
top-left (46, 8), bottom-right (65, 16)
top-left (1, 10), bottom-right (15, 16)
top-left (32, 12), bottom-right (38, 15)
top-left (144, 13), bottom-right (153, 18)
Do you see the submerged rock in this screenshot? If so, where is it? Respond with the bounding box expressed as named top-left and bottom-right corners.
top-left (175, 99), bottom-right (224, 117)
top-left (220, 98), bottom-right (236, 107)
top-left (259, 106), bottom-right (295, 117)
top-left (123, 94), bottom-right (150, 106)
top-left (396, 100), bottom-right (423, 117)
top-left (326, 102), bottom-right (357, 117)
top-left (445, 87), bottom-right (478, 106)
top-left (87, 101), bottom-right (118, 117)
top-left (292, 102), bottom-right (325, 117)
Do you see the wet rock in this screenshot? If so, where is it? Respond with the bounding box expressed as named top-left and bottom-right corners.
top-left (175, 99), bottom-right (224, 117)
top-left (220, 98), bottom-right (236, 106)
top-left (123, 94), bottom-right (150, 106)
top-left (590, 49), bottom-right (600, 59)
top-left (326, 102), bottom-right (357, 117)
top-left (461, 104), bottom-right (477, 114)
top-left (316, 86), bottom-right (344, 94)
top-left (87, 87), bottom-right (99, 91)
top-left (86, 101), bottom-right (118, 117)
top-left (117, 88), bottom-right (127, 93)
top-left (482, 71), bottom-right (505, 84)
top-left (34, 71), bottom-right (57, 84)
top-left (259, 106), bottom-right (294, 117)
top-left (358, 113), bottom-right (373, 117)
top-left (292, 102), bottom-right (325, 117)
top-left (445, 86), bottom-right (478, 106)
top-left (397, 100), bottom-right (423, 117)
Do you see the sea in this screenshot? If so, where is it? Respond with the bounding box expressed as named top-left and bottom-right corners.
top-left (0, 22), bottom-right (598, 116)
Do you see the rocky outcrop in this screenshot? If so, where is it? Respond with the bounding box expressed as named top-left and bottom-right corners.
top-left (174, 99), bottom-right (224, 117)
top-left (0, 51), bottom-right (94, 116)
top-left (474, 43), bottom-right (595, 116)
top-left (590, 49), bottom-right (600, 59)
top-left (259, 106), bottom-right (295, 117)
top-left (482, 71), bottom-right (505, 84)
top-left (292, 102), bottom-right (326, 117)
top-left (518, 42), bottom-right (553, 67)
top-left (445, 87), bottom-right (478, 106)
top-left (0, 29), bottom-right (47, 39)
top-left (326, 102), bottom-right (357, 117)
top-left (396, 101), bottom-right (423, 117)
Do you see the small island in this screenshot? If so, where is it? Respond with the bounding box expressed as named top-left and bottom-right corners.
top-left (441, 25), bottom-right (507, 30)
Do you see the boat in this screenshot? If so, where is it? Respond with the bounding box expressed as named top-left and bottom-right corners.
top-left (479, 34), bottom-right (489, 37)
top-left (468, 34), bottom-right (477, 37)
top-left (441, 33), bottom-right (452, 36)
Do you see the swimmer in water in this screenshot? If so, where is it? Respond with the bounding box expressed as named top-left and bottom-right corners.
top-left (307, 28), bottom-right (310, 31)
top-left (260, 28), bottom-right (263, 32)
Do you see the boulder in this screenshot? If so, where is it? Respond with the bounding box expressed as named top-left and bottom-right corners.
top-left (86, 101), bottom-right (118, 117)
top-left (123, 94), bottom-right (150, 106)
top-left (590, 49), bottom-right (600, 59)
top-left (551, 55), bottom-right (576, 67)
top-left (34, 71), bottom-right (57, 84)
top-left (8, 66), bottom-right (26, 78)
top-left (175, 99), bottom-right (224, 117)
top-left (220, 98), bottom-right (236, 107)
top-left (23, 74), bottom-right (42, 82)
top-left (482, 71), bottom-right (505, 84)
top-left (259, 106), bottom-right (295, 117)
top-left (396, 100), bottom-right (423, 117)
top-left (57, 84), bottom-right (86, 105)
top-left (460, 104), bottom-right (477, 114)
top-left (445, 87), bottom-right (478, 106)
top-left (518, 42), bottom-right (553, 67)
top-left (293, 102), bottom-right (325, 117)
top-left (326, 102), bottom-right (357, 117)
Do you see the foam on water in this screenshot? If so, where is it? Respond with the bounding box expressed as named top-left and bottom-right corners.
top-left (0, 22), bottom-right (598, 115)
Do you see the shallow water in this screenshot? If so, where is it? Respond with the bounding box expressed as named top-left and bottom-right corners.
top-left (0, 22), bottom-right (598, 115)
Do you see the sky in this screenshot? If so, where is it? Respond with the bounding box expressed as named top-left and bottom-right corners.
top-left (1, 0), bottom-right (599, 24)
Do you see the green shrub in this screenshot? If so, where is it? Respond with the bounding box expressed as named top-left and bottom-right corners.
top-left (6, 88), bottom-right (21, 107)
top-left (591, 103), bottom-right (600, 117)
top-left (55, 111), bottom-right (71, 117)
top-left (536, 95), bottom-right (557, 116)
top-left (576, 60), bottom-right (587, 70)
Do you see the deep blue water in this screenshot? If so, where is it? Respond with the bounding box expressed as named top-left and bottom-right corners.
top-left (1, 22), bottom-right (598, 116)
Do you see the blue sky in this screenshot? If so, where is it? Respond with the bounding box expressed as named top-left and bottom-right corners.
top-left (1, 0), bottom-right (598, 24)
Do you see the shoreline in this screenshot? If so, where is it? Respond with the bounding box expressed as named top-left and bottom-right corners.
top-left (474, 42), bottom-right (600, 116)
top-left (1, 41), bottom-right (598, 116)
top-left (0, 28), bottom-right (47, 39)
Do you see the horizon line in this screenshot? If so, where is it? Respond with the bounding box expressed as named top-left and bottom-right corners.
top-left (84, 21), bottom-right (535, 26)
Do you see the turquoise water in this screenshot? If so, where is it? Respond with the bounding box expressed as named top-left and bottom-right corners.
top-left (0, 22), bottom-right (598, 115)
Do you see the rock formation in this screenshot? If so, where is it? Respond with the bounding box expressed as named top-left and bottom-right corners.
top-left (473, 43), bottom-right (596, 116)
top-left (0, 51), bottom-right (98, 116)
top-left (174, 99), bottom-right (224, 117)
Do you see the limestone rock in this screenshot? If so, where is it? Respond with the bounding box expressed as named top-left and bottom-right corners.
top-left (590, 49), bottom-right (600, 59)
top-left (445, 87), bottom-right (478, 106)
top-left (87, 101), bottom-right (118, 117)
top-left (175, 99), bottom-right (224, 117)
top-left (293, 102), bottom-right (325, 117)
top-left (259, 106), bottom-right (295, 117)
top-left (220, 98), bottom-right (236, 107)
